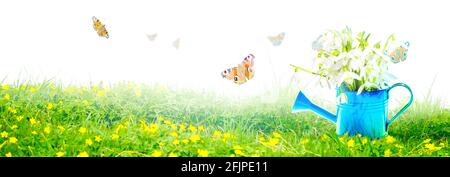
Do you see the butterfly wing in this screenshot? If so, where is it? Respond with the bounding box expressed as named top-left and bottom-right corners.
top-left (268, 32), bottom-right (285, 46)
top-left (222, 54), bottom-right (255, 85)
top-left (147, 33), bottom-right (157, 41)
top-left (387, 42), bottom-right (409, 63)
top-left (234, 64), bottom-right (248, 85)
top-left (241, 54), bottom-right (255, 80)
top-left (389, 50), bottom-right (399, 63)
top-left (221, 67), bottom-right (236, 81)
top-left (92, 16), bottom-right (109, 39)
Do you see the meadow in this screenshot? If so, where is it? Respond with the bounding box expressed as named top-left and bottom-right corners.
top-left (0, 81), bottom-right (448, 157)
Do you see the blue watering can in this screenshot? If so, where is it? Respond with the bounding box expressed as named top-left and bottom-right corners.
top-left (292, 83), bottom-right (413, 139)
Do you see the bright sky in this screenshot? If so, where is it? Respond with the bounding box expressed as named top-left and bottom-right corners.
top-left (1, 0), bottom-right (449, 105)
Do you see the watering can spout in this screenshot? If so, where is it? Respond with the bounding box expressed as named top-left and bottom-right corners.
top-left (292, 91), bottom-right (337, 123)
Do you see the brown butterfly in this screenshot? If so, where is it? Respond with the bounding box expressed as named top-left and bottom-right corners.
top-left (221, 54), bottom-right (255, 85)
top-left (92, 16), bottom-right (109, 39)
top-left (385, 41), bottom-right (409, 63)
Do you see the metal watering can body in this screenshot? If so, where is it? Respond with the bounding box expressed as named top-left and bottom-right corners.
top-left (292, 83), bottom-right (413, 139)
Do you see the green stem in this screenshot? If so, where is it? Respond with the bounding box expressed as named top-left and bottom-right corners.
top-left (383, 34), bottom-right (395, 51)
top-left (290, 64), bottom-right (326, 77)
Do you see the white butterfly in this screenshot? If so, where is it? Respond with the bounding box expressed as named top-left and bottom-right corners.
top-left (173, 38), bottom-right (180, 49)
top-left (146, 33), bottom-right (158, 41)
top-left (268, 32), bottom-right (285, 46)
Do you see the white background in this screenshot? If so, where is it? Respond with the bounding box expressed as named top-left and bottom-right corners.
top-left (1, 0), bottom-right (449, 106)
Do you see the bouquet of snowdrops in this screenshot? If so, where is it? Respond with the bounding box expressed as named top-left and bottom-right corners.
top-left (292, 27), bottom-right (402, 95)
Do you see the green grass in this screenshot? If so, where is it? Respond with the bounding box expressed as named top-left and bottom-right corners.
top-left (0, 80), bottom-right (448, 157)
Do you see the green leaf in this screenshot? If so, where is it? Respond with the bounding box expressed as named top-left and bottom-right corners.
top-left (374, 41), bottom-right (381, 49)
top-left (332, 49), bottom-right (340, 57)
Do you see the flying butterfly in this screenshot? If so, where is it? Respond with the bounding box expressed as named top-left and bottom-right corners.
top-left (221, 54), bottom-right (255, 85)
top-left (146, 33), bottom-right (158, 41)
top-left (385, 41), bottom-right (410, 63)
top-left (268, 32), bottom-right (285, 46)
top-left (92, 16), bottom-right (109, 39)
top-left (173, 38), bottom-right (180, 49)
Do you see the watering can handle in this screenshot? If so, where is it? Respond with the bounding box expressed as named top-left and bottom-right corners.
top-left (387, 83), bottom-right (414, 127)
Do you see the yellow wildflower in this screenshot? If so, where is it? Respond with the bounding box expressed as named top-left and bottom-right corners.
top-left (259, 137), bottom-right (265, 142)
top-left (96, 90), bottom-right (105, 97)
top-left (168, 153), bottom-right (178, 157)
top-left (347, 139), bottom-right (355, 148)
top-left (179, 124), bottom-right (186, 131)
top-left (425, 143), bottom-right (442, 152)
top-left (95, 136), bottom-right (102, 142)
top-left (134, 89), bottom-right (142, 97)
top-left (159, 142), bottom-right (165, 147)
top-left (213, 131), bottom-right (222, 138)
top-left (423, 139), bottom-right (431, 144)
top-left (197, 149), bottom-right (208, 157)
top-left (223, 133), bottom-right (231, 140)
top-left (56, 151), bottom-right (65, 157)
top-left (85, 138), bottom-right (93, 146)
top-left (77, 151), bottom-right (89, 157)
top-left (1, 131), bottom-right (8, 138)
top-left (170, 132), bottom-right (179, 137)
top-left (5, 152), bottom-right (12, 157)
top-left (16, 116), bottom-right (23, 122)
top-left (362, 138), bottom-right (368, 145)
top-left (235, 149), bottom-right (244, 156)
top-left (47, 103), bottom-right (54, 110)
top-left (30, 87), bottom-right (36, 93)
top-left (198, 125), bottom-right (205, 131)
top-left (172, 139), bottom-right (180, 145)
top-left (384, 149), bottom-right (392, 157)
top-left (320, 134), bottom-right (329, 141)
top-left (7, 107), bottom-right (17, 114)
top-left (170, 123), bottom-right (177, 129)
top-left (272, 132), bottom-right (281, 138)
top-left (2, 84), bottom-right (10, 90)
top-left (78, 127), bottom-right (87, 134)
top-left (267, 138), bottom-right (279, 146)
top-left (44, 126), bottom-right (51, 134)
top-left (164, 120), bottom-right (172, 125)
top-left (146, 123), bottom-right (158, 133)
top-left (4, 94), bottom-right (10, 101)
top-left (11, 124), bottom-right (18, 130)
top-left (300, 139), bottom-right (309, 145)
top-left (190, 135), bottom-right (201, 143)
top-left (152, 150), bottom-right (162, 157)
top-left (188, 125), bottom-right (197, 133)
top-left (9, 137), bottom-right (18, 144)
top-left (112, 134), bottom-right (119, 140)
top-left (385, 135), bottom-right (396, 144)
top-left (182, 139), bottom-right (189, 144)
top-left (29, 118), bottom-right (37, 125)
